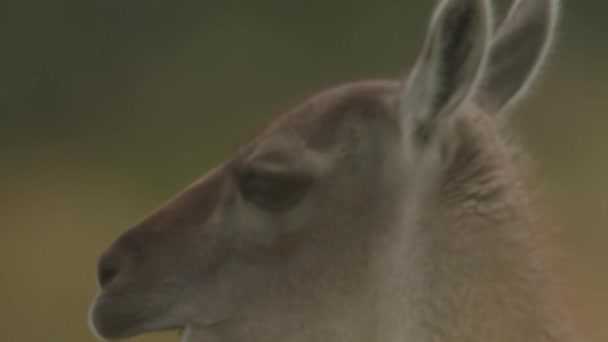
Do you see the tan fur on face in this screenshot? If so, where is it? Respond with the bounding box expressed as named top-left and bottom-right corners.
top-left (90, 1), bottom-right (575, 341)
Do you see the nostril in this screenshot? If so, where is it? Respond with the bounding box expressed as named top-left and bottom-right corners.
top-left (98, 266), bottom-right (120, 288)
top-left (97, 251), bottom-right (124, 289)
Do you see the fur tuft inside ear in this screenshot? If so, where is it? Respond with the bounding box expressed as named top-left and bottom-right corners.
top-left (401, 0), bottom-right (493, 143)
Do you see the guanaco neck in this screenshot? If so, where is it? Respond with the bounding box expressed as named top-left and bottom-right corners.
top-left (402, 108), bottom-right (575, 341)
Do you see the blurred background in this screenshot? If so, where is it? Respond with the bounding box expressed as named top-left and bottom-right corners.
top-left (1, 0), bottom-right (606, 341)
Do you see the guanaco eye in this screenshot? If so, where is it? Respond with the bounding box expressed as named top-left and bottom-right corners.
top-left (239, 168), bottom-right (312, 212)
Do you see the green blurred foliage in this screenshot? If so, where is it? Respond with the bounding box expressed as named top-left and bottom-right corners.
top-left (1, 0), bottom-right (607, 341)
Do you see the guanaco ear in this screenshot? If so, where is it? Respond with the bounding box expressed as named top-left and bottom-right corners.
top-left (401, 0), bottom-right (492, 143)
top-left (475, 0), bottom-right (560, 115)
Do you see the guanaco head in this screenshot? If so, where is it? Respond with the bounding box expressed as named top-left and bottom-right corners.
top-left (90, 0), bottom-right (558, 340)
